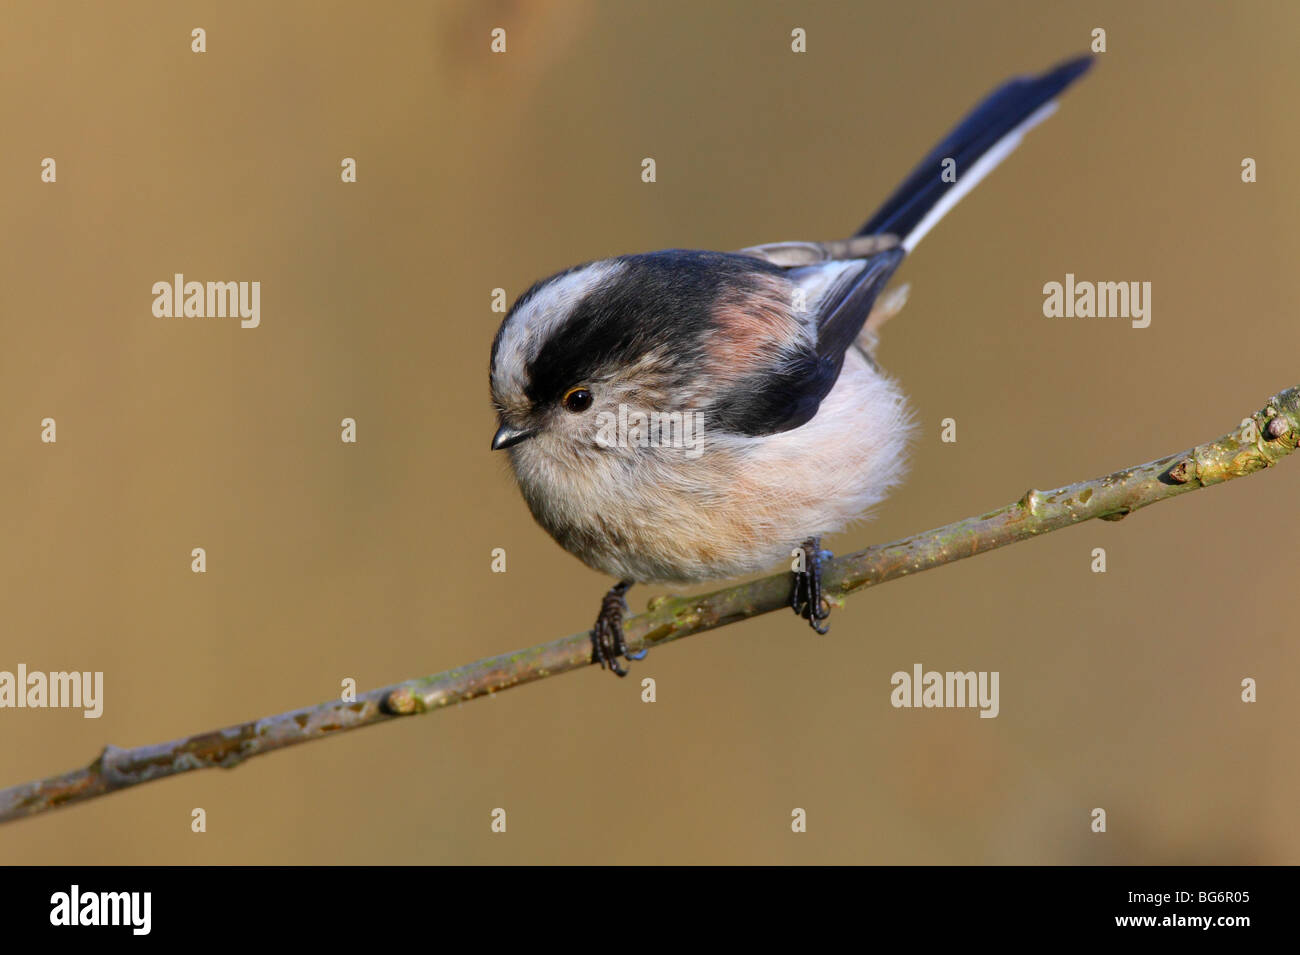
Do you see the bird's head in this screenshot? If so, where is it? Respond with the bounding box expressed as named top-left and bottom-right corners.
top-left (489, 252), bottom-right (797, 471)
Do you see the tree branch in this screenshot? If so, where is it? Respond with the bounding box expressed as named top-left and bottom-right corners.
top-left (3, 385), bottom-right (1297, 825)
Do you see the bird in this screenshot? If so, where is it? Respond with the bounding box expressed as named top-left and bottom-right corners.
top-left (489, 55), bottom-right (1094, 675)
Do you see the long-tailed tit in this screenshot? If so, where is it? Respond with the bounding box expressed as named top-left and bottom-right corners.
top-left (490, 56), bottom-right (1093, 674)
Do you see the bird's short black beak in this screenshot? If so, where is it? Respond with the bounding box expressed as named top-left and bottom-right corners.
top-left (491, 424), bottom-right (537, 451)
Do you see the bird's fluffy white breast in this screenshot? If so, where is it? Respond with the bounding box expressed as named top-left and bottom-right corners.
top-left (508, 347), bottom-right (915, 584)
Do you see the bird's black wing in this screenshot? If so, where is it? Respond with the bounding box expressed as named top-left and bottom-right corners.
top-left (708, 248), bottom-right (904, 437)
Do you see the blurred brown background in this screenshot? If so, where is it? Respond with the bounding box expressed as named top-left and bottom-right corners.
top-left (2, 0), bottom-right (1297, 864)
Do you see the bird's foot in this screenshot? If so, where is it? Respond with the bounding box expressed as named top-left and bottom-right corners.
top-left (791, 537), bottom-right (832, 635)
top-left (590, 580), bottom-right (644, 676)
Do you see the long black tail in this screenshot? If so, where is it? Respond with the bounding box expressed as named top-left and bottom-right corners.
top-left (857, 55), bottom-right (1094, 250)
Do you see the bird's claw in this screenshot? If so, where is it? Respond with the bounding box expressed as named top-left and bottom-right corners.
top-left (791, 538), bottom-right (832, 634)
top-left (591, 580), bottom-right (643, 676)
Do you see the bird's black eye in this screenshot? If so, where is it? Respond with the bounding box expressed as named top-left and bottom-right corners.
top-left (561, 386), bottom-right (593, 413)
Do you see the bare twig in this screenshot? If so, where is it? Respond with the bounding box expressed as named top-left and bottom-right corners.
top-left (2, 385), bottom-right (1297, 825)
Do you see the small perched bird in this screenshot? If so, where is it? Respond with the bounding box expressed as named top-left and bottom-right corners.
top-left (490, 56), bottom-right (1093, 675)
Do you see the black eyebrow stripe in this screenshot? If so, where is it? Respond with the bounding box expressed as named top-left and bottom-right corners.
top-left (522, 251), bottom-right (783, 407)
